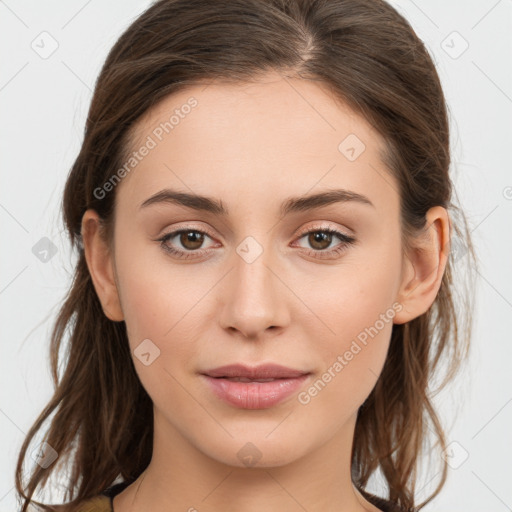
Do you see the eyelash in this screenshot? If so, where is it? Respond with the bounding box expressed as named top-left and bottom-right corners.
top-left (157, 225), bottom-right (356, 260)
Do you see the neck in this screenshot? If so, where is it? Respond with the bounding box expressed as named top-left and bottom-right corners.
top-left (113, 408), bottom-right (378, 512)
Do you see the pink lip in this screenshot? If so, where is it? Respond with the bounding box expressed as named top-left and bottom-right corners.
top-left (200, 364), bottom-right (311, 409)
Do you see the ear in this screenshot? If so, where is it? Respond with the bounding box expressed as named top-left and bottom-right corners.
top-left (393, 206), bottom-right (451, 325)
top-left (81, 209), bottom-right (124, 322)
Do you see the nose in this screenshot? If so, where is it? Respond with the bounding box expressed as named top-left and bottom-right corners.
top-left (218, 242), bottom-right (290, 340)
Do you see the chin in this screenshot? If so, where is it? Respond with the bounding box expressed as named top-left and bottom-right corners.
top-left (191, 429), bottom-right (304, 469)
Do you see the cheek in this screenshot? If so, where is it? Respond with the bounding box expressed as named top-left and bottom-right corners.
top-left (300, 240), bottom-right (402, 404)
top-left (113, 230), bottom-right (196, 345)
top-left (113, 235), bottom-right (219, 391)
top-left (113, 243), bottom-right (203, 407)
top-left (294, 289), bottom-right (396, 428)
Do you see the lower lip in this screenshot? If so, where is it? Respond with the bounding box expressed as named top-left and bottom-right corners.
top-left (201, 374), bottom-right (310, 409)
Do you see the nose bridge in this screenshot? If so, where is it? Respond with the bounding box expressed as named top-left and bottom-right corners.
top-left (219, 234), bottom-right (288, 338)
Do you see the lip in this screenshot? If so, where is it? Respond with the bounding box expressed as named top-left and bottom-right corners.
top-left (200, 364), bottom-right (311, 409)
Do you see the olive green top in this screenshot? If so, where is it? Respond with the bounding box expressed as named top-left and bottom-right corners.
top-left (75, 495), bottom-right (111, 511)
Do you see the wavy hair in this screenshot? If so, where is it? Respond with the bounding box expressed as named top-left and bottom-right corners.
top-left (15, 0), bottom-right (477, 510)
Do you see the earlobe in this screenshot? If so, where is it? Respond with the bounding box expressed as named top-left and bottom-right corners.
top-left (81, 209), bottom-right (124, 322)
top-left (393, 206), bottom-right (450, 325)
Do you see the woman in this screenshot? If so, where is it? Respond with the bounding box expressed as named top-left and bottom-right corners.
top-left (15, 0), bottom-right (476, 511)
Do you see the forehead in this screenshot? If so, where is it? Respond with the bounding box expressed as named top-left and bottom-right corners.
top-left (117, 71), bottom-right (397, 216)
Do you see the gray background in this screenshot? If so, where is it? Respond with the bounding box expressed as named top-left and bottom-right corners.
top-left (1, 0), bottom-right (511, 510)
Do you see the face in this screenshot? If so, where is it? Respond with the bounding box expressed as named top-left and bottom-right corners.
top-left (98, 71), bottom-right (411, 468)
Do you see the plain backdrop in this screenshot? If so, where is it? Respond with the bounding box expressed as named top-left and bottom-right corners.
top-left (1, 1), bottom-right (511, 510)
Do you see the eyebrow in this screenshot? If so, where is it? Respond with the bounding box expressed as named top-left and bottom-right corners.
top-left (139, 188), bottom-right (374, 215)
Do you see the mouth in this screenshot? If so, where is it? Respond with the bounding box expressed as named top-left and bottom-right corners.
top-left (202, 363), bottom-right (309, 380)
top-left (200, 363), bottom-right (311, 409)
top-left (213, 377), bottom-right (286, 382)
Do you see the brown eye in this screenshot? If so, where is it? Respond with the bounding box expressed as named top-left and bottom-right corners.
top-left (307, 231), bottom-right (333, 251)
top-left (293, 227), bottom-right (356, 259)
top-left (179, 231), bottom-right (205, 250)
top-left (158, 228), bottom-right (216, 259)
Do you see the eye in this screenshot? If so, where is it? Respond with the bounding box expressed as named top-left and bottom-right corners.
top-left (157, 228), bottom-right (217, 259)
top-left (156, 224), bottom-right (356, 261)
top-left (292, 226), bottom-right (356, 259)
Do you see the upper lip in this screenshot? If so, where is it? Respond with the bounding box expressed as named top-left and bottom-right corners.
top-left (202, 363), bottom-right (310, 379)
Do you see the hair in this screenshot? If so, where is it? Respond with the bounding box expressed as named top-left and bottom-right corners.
top-left (15, 0), bottom-right (477, 510)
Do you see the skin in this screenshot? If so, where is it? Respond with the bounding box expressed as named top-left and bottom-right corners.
top-left (81, 70), bottom-right (450, 512)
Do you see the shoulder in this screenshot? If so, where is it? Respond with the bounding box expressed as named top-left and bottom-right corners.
top-left (44, 481), bottom-right (130, 512)
top-left (49, 495), bottom-right (111, 512)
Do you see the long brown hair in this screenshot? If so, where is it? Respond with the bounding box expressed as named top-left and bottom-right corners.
top-left (15, 0), bottom-right (477, 510)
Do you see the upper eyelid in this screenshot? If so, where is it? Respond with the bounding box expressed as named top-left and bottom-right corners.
top-left (159, 222), bottom-right (352, 238)
top-left (295, 223), bottom-right (353, 238)
top-left (158, 223), bottom-right (216, 240)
